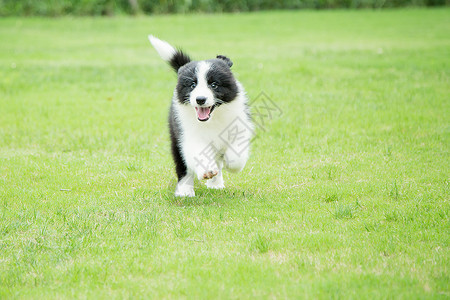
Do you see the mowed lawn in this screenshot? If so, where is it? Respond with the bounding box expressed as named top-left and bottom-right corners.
top-left (0, 8), bottom-right (449, 298)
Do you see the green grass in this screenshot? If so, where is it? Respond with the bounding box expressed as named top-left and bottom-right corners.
top-left (0, 8), bottom-right (449, 299)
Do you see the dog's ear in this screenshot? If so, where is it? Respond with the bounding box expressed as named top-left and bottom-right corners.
top-left (216, 55), bottom-right (233, 68)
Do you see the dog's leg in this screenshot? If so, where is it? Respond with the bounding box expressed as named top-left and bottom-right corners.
top-left (184, 142), bottom-right (220, 181)
top-left (175, 173), bottom-right (195, 197)
top-left (206, 161), bottom-right (224, 189)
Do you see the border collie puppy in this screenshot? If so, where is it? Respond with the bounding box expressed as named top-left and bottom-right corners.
top-left (148, 36), bottom-right (253, 197)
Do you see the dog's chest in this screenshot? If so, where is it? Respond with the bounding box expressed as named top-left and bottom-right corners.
top-left (176, 102), bottom-right (251, 151)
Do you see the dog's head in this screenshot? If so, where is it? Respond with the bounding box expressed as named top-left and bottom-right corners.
top-left (149, 36), bottom-right (238, 122)
top-left (176, 57), bottom-right (238, 121)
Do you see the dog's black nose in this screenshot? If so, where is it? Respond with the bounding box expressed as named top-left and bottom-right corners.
top-left (196, 96), bottom-right (207, 105)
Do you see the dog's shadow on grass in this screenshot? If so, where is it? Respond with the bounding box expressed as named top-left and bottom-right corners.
top-left (164, 180), bottom-right (255, 207)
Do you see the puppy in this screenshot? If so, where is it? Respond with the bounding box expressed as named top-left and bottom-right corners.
top-left (149, 36), bottom-right (253, 197)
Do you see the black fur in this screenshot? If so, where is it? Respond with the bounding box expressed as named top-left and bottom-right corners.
top-left (216, 55), bottom-right (233, 67)
top-left (168, 104), bottom-right (187, 181)
top-left (169, 50), bottom-right (191, 72)
top-left (206, 59), bottom-right (238, 104)
top-left (176, 62), bottom-right (198, 105)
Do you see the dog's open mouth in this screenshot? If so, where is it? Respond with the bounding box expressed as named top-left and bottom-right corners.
top-left (195, 106), bottom-right (215, 122)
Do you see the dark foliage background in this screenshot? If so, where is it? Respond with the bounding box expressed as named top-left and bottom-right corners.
top-left (0, 0), bottom-right (448, 16)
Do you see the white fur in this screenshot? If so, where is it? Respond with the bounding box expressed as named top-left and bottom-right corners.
top-left (206, 170), bottom-right (225, 189)
top-left (148, 35), bottom-right (176, 62)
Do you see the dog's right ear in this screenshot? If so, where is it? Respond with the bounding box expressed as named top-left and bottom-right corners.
top-left (216, 55), bottom-right (233, 68)
top-left (148, 35), bottom-right (191, 72)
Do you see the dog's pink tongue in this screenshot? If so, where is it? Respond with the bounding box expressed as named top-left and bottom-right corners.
top-left (196, 107), bottom-right (211, 120)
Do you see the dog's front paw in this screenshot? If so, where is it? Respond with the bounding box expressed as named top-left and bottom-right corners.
top-left (175, 187), bottom-right (195, 197)
top-left (206, 171), bottom-right (224, 189)
top-left (175, 181), bottom-right (195, 197)
top-left (206, 180), bottom-right (225, 189)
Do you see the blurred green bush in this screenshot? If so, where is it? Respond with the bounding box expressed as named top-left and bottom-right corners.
top-left (0, 0), bottom-right (447, 16)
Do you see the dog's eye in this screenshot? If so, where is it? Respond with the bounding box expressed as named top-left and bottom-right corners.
top-left (190, 82), bottom-right (197, 89)
top-left (210, 82), bottom-right (218, 89)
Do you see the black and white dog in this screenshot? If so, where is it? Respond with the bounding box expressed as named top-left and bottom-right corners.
top-left (148, 36), bottom-right (253, 197)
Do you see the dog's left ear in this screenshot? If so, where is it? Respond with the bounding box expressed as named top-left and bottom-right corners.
top-left (216, 55), bottom-right (233, 68)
